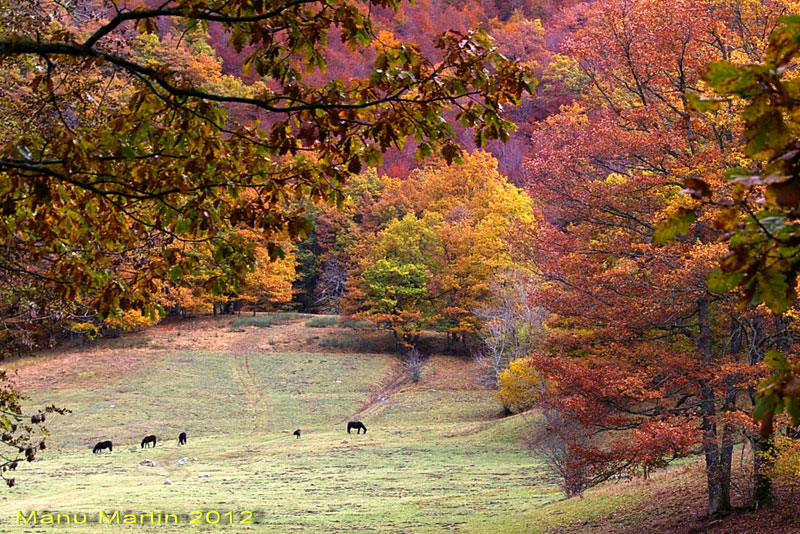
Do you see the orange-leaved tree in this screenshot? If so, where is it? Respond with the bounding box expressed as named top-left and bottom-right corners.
top-left (343, 152), bottom-right (536, 347)
top-left (525, 0), bottom-right (795, 512)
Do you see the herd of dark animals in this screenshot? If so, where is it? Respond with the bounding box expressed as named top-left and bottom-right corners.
top-left (92, 432), bottom-right (184, 454)
top-left (91, 422), bottom-right (366, 453)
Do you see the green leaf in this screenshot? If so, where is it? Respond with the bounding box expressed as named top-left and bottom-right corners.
top-left (168, 266), bottom-right (183, 281)
top-left (654, 207), bottom-right (696, 244)
top-left (745, 110), bottom-right (790, 160)
top-left (787, 397), bottom-right (800, 426)
top-left (764, 351), bottom-right (791, 372)
top-left (753, 394), bottom-right (778, 422)
top-left (707, 268), bottom-right (743, 294)
top-left (686, 93), bottom-right (724, 112)
top-left (705, 61), bottom-right (753, 94)
top-left (756, 268), bottom-right (795, 314)
top-left (723, 167), bottom-right (753, 181)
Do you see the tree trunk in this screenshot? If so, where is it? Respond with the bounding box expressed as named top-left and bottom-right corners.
top-left (700, 381), bottom-right (730, 517)
top-left (753, 434), bottom-right (774, 508)
top-left (749, 314), bottom-right (774, 508)
top-left (720, 421), bottom-right (735, 509)
top-left (697, 296), bottom-right (732, 517)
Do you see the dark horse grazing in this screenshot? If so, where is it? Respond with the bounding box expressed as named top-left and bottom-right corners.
top-left (141, 435), bottom-right (157, 448)
top-left (347, 421), bottom-right (367, 434)
top-left (178, 432), bottom-right (187, 445)
top-left (93, 441), bottom-right (113, 453)
top-left (293, 429), bottom-right (301, 439)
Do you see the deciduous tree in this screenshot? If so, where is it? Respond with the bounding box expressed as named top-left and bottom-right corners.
top-left (525, 0), bottom-right (795, 515)
top-left (343, 152), bottom-right (536, 346)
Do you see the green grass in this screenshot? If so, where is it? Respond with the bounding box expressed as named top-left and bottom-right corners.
top-left (231, 312), bottom-right (313, 328)
top-left (304, 316), bottom-right (340, 328)
top-left (338, 318), bottom-right (376, 330)
top-left (1, 328), bottom-right (567, 533)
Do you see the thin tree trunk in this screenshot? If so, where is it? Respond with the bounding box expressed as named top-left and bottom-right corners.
top-left (753, 434), bottom-right (774, 508)
top-left (749, 314), bottom-right (774, 508)
top-left (698, 296), bottom-right (731, 516)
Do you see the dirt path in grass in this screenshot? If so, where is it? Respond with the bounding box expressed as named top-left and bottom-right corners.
top-left (224, 318), bottom-right (408, 427)
top-left (341, 353), bottom-right (489, 424)
top-left (230, 351), bottom-right (273, 434)
top-left (341, 366), bottom-right (409, 423)
top-left (226, 324), bottom-right (300, 434)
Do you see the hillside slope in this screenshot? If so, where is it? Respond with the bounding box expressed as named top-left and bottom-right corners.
top-left (1, 316), bottom-right (559, 533)
top-left (3, 316), bottom-right (798, 534)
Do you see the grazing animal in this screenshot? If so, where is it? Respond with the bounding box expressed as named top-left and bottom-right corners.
top-left (293, 429), bottom-right (301, 439)
top-left (93, 441), bottom-right (113, 454)
top-left (141, 435), bottom-right (157, 448)
top-left (347, 421), bottom-right (367, 434)
top-left (178, 432), bottom-right (187, 446)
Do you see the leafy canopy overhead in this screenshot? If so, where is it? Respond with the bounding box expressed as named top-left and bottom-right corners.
top-left (0, 0), bottom-right (533, 485)
top-left (0, 0), bottom-right (535, 321)
top-left (662, 15), bottom-right (800, 315)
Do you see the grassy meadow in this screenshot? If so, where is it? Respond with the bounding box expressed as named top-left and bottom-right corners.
top-left (0, 315), bottom-right (564, 533)
top-left (1, 314), bottom-right (782, 534)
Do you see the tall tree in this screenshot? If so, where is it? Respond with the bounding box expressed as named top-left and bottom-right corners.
top-left (672, 15), bottom-right (800, 504)
top-left (526, 0), bottom-right (794, 514)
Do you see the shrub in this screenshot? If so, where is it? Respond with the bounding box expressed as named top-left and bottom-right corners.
top-left (317, 333), bottom-right (395, 353)
top-left (497, 358), bottom-right (541, 413)
top-left (528, 410), bottom-right (592, 497)
top-left (404, 348), bottom-right (425, 382)
top-left (765, 434), bottom-right (800, 492)
top-left (338, 319), bottom-right (375, 330)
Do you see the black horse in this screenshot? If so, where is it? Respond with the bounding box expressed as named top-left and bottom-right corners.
top-left (178, 432), bottom-right (187, 445)
top-left (347, 421), bottom-right (367, 434)
top-left (93, 441), bottom-right (113, 453)
top-left (293, 429), bottom-right (301, 439)
top-left (141, 435), bottom-right (157, 448)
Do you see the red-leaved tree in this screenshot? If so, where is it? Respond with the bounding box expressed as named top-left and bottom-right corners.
top-left (525, 0), bottom-right (796, 514)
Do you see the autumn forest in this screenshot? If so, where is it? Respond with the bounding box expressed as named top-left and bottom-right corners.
top-left (3, 0), bottom-right (800, 532)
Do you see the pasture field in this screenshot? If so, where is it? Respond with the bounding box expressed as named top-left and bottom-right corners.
top-left (0, 316), bottom-right (565, 533)
top-left (2, 315), bottom-right (780, 534)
